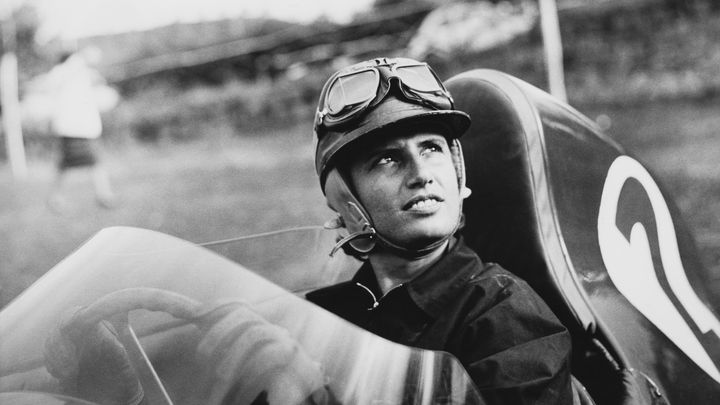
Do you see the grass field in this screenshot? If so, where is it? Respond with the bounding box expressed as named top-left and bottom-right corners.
top-left (1, 99), bottom-right (718, 308)
top-left (0, 125), bottom-right (334, 306)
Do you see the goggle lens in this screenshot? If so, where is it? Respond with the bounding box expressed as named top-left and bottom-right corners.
top-left (325, 70), bottom-right (379, 114)
top-left (395, 64), bottom-right (444, 93)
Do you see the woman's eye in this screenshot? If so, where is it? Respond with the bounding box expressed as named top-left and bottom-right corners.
top-left (422, 144), bottom-right (443, 155)
top-left (376, 155), bottom-right (396, 166)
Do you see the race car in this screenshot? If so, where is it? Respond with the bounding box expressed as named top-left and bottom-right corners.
top-left (0, 69), bottom-right (717, 404)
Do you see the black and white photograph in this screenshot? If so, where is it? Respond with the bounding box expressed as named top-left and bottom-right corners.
top-left (1, 0), bottom-right (719, 404)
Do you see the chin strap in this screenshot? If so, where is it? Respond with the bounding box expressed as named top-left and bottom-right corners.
top-left (328, 228), bottom-right (375, 257)
top-left (378, 232), bottom-right (455, 260)
top-left (324, 210), bottom-right (375, 258)
top-left (323, 198), bottom-right (376, 257)
top-left (326, 212), bottom-right (466, 260)
top-left (324, 214), bottom-right (452, 260)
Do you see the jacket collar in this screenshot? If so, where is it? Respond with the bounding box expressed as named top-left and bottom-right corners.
top-left (352, 237), bottom-right (484, 318)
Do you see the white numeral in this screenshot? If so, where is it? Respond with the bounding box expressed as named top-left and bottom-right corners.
top-left (598, 155), bottom-right (720, 382)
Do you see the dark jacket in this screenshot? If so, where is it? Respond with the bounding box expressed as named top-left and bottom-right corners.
top-left (307, 238), bottom-right (573, 404)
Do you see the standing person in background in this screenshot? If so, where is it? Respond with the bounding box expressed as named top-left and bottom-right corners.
top-left (45, 46), bottom-right (118, 212)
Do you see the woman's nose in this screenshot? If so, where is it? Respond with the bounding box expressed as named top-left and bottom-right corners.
top-left (405, 157), bottom-right (433, 188)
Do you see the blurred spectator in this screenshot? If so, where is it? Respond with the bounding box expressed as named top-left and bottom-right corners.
top-left (43, 46), bottom-right (119, 211)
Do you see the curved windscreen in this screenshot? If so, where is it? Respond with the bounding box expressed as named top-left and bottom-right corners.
top-left (0, 226), bottom-right (484, 405)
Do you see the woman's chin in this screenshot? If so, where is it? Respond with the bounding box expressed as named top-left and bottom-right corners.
top-left (392, 230), bottom-right (453, 251)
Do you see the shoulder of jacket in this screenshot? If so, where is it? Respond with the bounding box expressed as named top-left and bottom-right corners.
top-left (468, 262), bottom-right (525, 289)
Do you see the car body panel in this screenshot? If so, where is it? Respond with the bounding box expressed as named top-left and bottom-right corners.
top-left (447, 69), bottom-right (720, 403)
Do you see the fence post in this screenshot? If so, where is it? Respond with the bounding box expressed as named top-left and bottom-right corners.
top-left (1, 16), bottom-right (27, 179)
top-left (538, 0), bottom-right (567, 102)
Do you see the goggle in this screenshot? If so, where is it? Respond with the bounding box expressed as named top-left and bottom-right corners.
top-left (314, 60), bottom-right (454, 133)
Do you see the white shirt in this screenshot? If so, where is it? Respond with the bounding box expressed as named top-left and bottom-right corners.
top-left (47, 55), bottom-right (104, 139)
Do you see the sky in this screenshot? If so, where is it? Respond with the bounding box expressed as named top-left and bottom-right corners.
top-left (21, 0), bottom-right (374, 42)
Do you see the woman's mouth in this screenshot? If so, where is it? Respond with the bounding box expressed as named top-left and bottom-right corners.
top-left (404, 195), bottom-right (443, 211)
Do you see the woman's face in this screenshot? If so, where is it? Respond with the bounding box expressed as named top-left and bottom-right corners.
top-left (348, 130), bottom-right (461, 250)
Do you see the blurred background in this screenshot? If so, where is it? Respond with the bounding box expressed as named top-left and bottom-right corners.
top-left (0, 0), bottom-right (718, 307)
